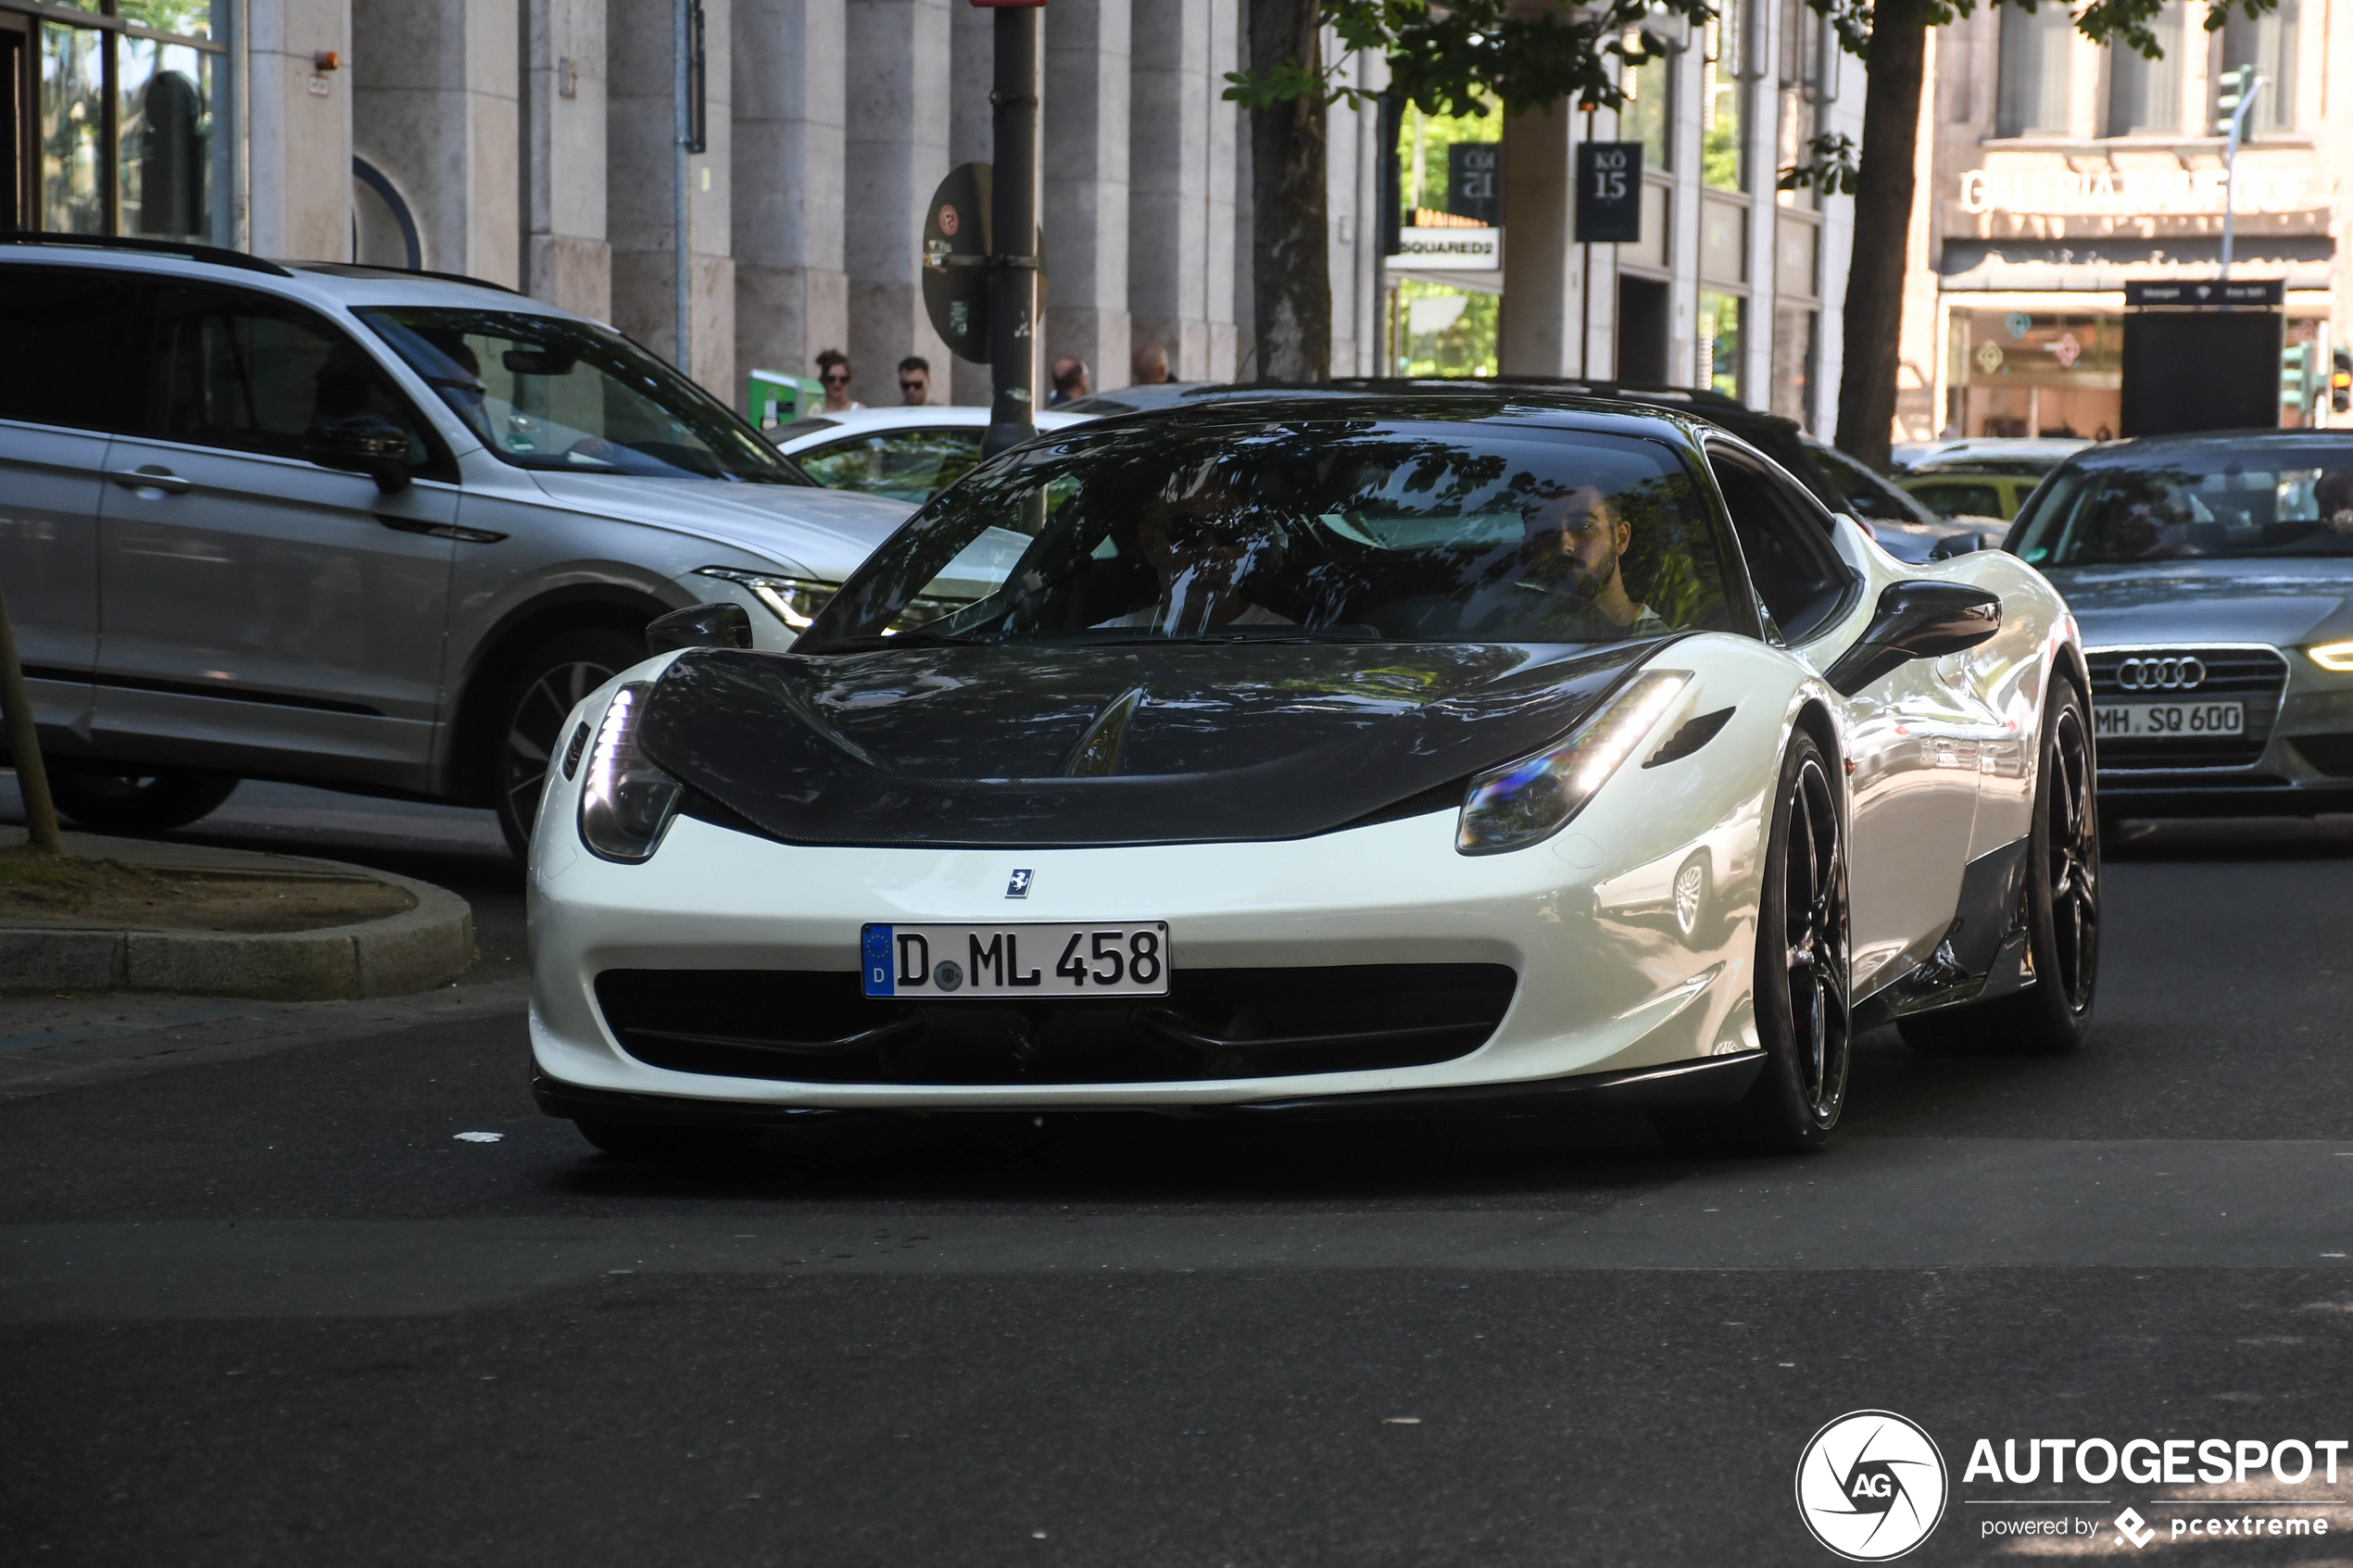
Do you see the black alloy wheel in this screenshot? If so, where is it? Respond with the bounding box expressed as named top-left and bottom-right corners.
top-left (1663, 732), bottom-right (1851, 1153)
top-left (491, 627), bottom-right (646, 859)
top-left (45, 765), bottom-right (240, 835)
top-left (1899, 679), bottom-right (2099, 1055)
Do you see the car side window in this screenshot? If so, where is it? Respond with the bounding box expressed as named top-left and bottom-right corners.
top-left (1709, 445), bottom-right (1857, 644)
top-left (1809, 444), bottom-right (1941, 528)
top-left (1913, 481), bottom-right (2004, 520)
top-left (0, 267), bottom-right (147, 433)
top-left (143, 283), bottom-right (444, 474)
top-left (797, 429), bottom-right (983, 503)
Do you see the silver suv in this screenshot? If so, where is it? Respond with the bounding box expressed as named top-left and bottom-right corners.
top-left (0, 237), bottom-right (912, 853)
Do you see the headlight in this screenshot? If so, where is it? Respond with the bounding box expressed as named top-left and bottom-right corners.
top-left (578, 683), bottom-right (682, 862)
top-left (2309, 639), bottom-right (2353, 672)
top-left (1456, 671), bottom-right (1690, 856)
top-left (693, 566), bottom-right (838, 631)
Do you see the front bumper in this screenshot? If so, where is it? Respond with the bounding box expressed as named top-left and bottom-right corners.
top-left (2091, 643), bottom-right (2353, 817)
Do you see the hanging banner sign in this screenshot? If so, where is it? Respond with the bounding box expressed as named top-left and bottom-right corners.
top-left (1391, 226), bottom-right (1502, 270)
top-left (1576, 142), bottom-right (1643, 243)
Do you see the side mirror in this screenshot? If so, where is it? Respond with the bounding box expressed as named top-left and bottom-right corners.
top-left (308, 414), bottom-right (412, 494)
top-left (1928, 529), bottom-right (1998, 559)
top-left (646, 601), bottom-right (753, 656)
top-left (1823, 580), bottom-right (2001, 696)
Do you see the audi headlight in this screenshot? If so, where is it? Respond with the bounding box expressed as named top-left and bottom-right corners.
top-left (1456, 671), bottom-right (1690, 856)
top-left (693, 566), bottom-right (838, 632)
top-left (2309, 639), bottom-right (2353, 672)
top-left (578, 683), bottom-right (682, 862)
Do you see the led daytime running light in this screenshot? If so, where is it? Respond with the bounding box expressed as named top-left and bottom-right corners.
top-left (1456, 671), bottom-right (1690, 856)
top-left (577, 682), bottom-right (683, 862)
top-left (2309, 639), bottom-right (2353, 673)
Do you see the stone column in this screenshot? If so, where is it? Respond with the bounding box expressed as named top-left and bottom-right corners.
top-left (844, 0), bottom-right (950, 409)
top-left (1501, 103), bottom-right (1577, 376)
top-left (1042, 0), bottom-right (1128, 390)
top-left (245, 0), bottom-right (352, 262)
top-left (1324, 48), bottom-right (1386, 377)
top-left (522, 0), bottom-right (610, 319)
top-left (1128, 0), bottom-right (1240, 383)
top-left (609, 0), bottom-right (735, 392)
top-left (352, 0), bottom-right (520, 286)
top-left (735, 0), bottom-right (848, 391)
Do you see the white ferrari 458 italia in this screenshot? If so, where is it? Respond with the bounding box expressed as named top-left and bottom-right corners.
top-left (526, 395), bottom-right (2099, 1157)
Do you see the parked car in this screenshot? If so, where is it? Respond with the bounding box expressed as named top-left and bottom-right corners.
top-left (2005, 430), bottom-right (2353, 820)
top-left (529, 391), bottom-right (2101, 1159)
top-left (0, 234), bottom-right (915, 854)
top-left (771, 406), bottom-right (1090, 504)
top-left (1900, 470), bottom-right (2042, 526)
top-left (1892, 437), bottom-right (2092, 477)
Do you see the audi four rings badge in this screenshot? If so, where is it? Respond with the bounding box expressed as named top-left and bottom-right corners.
top-left (2115, 656), bottom-right (2207, 691)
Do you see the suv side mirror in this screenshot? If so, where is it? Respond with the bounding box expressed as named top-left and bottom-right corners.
top-left (646, 601), bottom-right (754, 655)
top-left (1928, 529), bottom-right (1996, 559)
top-left (1823, 580), bottom-right (2001, 696)
top-left (308, 414), bottom-right (412, 495)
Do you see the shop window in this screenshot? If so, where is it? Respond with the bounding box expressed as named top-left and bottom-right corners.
top-left (1702, 198), bottom-right (1747, 283)
top-left (1703, 0), bottom-right (1744, 190)
top-left (1771, 303), bottom-right (1817, 429)
top-left (2222, 0), bottom-right (2297, 131)
top-left (2106, 3), bottom-right (2183, 135)
top-left (1996, 4), bottom-right (2075, 136)
top-left (1699, 290), bottom-right (1745, 400)
top-left (19, 0), bottom-right (220, 242)
top-left (1623, 53), bottom-right (1671, 172)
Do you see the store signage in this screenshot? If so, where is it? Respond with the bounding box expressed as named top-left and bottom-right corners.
top-left (1958, 165), bottom-right (2316, 217)
top-left (1393, 226), bottom-right (1502, 270)
top-left (1576, 142), bottom-right (1644, 243)
top-left (2124, 279), bottom-right (2284, 307)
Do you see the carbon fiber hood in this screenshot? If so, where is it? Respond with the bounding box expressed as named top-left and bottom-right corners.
top-left (636, 638), bottom-right (1663, 847)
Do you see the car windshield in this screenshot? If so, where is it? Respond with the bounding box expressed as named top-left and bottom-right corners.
top-left (799, 418), bottom-right (1739, 649)
top-left (357, 307), bottom-right (807, 483)
top-left (2013, 446), bottom-right (2353, 565)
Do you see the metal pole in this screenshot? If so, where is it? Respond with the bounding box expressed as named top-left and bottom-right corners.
top-left (1579, 105), bottom-right (1595, 381)
top-left (673, 0), bottom-right (692, 376)
top-left (0, 575), bottom-right (64, 856)
top-left (2220, 76), bottom-right (2265, 285)
top-left (984, 4), bottom-right (1044, 458)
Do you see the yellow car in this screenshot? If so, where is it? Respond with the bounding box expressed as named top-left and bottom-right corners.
top-left (1899, 471), bottom-right (2042, 527)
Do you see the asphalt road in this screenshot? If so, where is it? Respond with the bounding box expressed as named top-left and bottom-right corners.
top-left (6, 779), bottom-right (2353, 1565)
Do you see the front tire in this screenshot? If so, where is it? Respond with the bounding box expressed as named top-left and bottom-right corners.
top-left (1899, 677), bottom-right (2099, 1055)
top-left (46, 765), bottom-right (240, 834)
top-left (488, 627), bottom-right (644, 859)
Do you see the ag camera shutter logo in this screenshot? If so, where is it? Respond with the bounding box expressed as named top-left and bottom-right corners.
top-left (1795, 1410), bottom-right (1949, 1561)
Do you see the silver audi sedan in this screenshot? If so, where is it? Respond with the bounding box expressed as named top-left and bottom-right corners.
top-left (2007, 431), bottom-right (2353, 822)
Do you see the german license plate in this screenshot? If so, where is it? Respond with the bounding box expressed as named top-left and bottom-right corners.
top-left (2094, 701), bottom-right (2244, 739)
top-left (862, 922), bottom-right (1170, 998)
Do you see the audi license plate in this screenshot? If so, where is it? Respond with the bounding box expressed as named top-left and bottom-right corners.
top-left (2094, 701), bottom-right (2244, 739)
top-left (862, 922), bottom-right (1170, 998)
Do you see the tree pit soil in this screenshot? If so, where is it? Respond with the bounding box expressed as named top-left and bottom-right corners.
top-left (0, 849), bottom-right (416, 934)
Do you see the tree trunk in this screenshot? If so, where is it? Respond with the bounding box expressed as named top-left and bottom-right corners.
top-left (1249, 0), bottom-right (1329, 382)
top-left (1833, 0), bottom-right (1929, 471)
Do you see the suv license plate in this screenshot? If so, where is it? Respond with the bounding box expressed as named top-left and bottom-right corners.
top-left (2094, 701), bottom-right (2244, 739)
top-left (862, 922), bottom-right (1170, 998)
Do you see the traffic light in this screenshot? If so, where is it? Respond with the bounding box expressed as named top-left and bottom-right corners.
top-left (2217, 66), bottom-right (2253, 133)
top-left (2334, 348), bottom-right (2351, 414)
top-left (2282, 343), bottom-right (2312, 414)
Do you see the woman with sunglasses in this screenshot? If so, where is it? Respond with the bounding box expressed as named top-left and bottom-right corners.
top-left (813, 347), bottom-right (864, 413)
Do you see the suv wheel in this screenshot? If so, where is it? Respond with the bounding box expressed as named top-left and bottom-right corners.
top-left (490, 628), bottom-right (645, 859)
top-left (46, 766), bottom-right (240, 835)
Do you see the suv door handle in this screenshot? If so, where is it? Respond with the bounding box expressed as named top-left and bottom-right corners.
top-left (107, 465), bottom-right (193, 495)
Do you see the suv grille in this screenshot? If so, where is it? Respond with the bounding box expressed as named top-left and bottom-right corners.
top-left (2087, 646), bottom-right (2287, 771)
top-left (594, 965), bottom-right (1517, 1085)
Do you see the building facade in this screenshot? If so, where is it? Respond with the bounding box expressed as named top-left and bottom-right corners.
top-left (2, 0), bottom-right (1390, 405)
top-left (1897, 0), bottom-right (2353, 440)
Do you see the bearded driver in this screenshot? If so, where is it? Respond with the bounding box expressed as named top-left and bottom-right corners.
top-left (1491, 483), bottom-right (1667, 638)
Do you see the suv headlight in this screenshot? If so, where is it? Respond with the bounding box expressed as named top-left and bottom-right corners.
top-left (1456, 671), bottom-right (1690, 855)
top-left (578, 683), bottom-right (682, 862)
top-left (694, 566), bottom-right (838, 632)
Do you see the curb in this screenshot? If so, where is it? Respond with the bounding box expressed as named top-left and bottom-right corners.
top-left (0, 866), bottom-right (474, 1002)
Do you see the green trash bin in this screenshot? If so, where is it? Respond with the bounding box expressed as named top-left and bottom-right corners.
top-left (747, 369), bottom-right (823, 431)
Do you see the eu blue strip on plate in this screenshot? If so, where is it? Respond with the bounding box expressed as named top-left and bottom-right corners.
top-left (862, 924), bottom-right (894, 997)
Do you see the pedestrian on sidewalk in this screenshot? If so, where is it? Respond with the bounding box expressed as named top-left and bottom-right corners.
top-left (897, 357), bottom-right (931, 406)
top-left (1051, 357), bottom-right (1090, 406)
top-left (815, 348), bottom-right (863, 412)
top-left (1131, 341), bottom-right (1170, 385)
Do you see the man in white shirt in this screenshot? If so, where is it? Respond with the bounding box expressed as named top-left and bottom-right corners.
top-left (1495, 484), bottom-right (1666, 637)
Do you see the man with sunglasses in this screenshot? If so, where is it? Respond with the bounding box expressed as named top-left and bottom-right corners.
top-left (814, 347), bottom-right (863, 412)
top-left (896, 357), bottom-right (931, 406)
